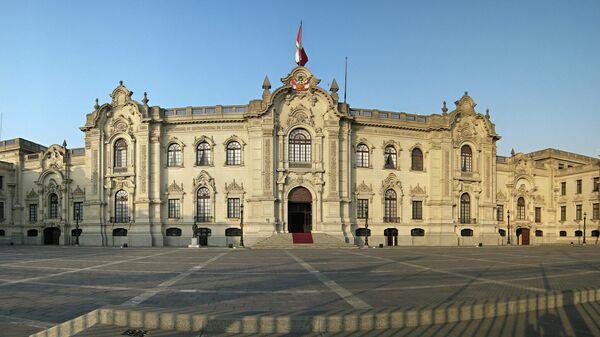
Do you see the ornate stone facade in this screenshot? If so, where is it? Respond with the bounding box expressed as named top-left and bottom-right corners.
top-left (0, 66), bottom-right (598, 246)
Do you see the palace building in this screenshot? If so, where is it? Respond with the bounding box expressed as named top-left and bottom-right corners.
top-left (0, 66), bottom-right (598, 247)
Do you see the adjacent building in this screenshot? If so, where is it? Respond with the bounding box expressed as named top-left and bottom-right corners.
top-left (0, 66), bottom-right (598, 247)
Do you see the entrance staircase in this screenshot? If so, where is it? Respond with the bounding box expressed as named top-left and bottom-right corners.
top-left (252, 233), bottom-right (355, 249)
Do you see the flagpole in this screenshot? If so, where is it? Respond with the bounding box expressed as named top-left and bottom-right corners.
top-left (344, 56), bottom-right (348, 105)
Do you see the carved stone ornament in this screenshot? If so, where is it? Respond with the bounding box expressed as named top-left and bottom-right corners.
top-left (288, 107), bottom-right (315, 126)
top-left (110, 81), bottom-right (133, 107)
top-left (496, 191), bottom-right (507, 201)
top-left (225, 180), bottom-right (244, 193)
top-left (381, 173), bottom-right (403, 194)
top-left (193, 170), bottom-right (215, 191)
top-left (410, 184), bottom-right (427, 196)
top-left (355, 181), bottom-right (373, 195)
top-left (281, 67), bottom-right (321, 92)
top-left (72, 185), bottom-right (85, 197)
top-left (167, 180), bottom-right (184, 193)
top-left (26, 188), bottom-right (39, 200)
top-left (455, 91), bottom-right (476, 114)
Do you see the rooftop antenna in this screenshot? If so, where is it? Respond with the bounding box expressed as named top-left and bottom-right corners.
top-left (343, 56), bottom-right (348, 105)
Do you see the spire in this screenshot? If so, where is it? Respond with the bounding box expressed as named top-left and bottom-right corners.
top-left (119, 80), bottom-right (124, 86)
top-left (330, 78), bottom-right (339, 102)
top-left (262, 75), bottom-right (271, 105)
top-left (94, 98), bottom-right (99, 110)
top-left (142, 92), bottom-right (149, 106)
top-left (62, 139), bottom-right (67, 148)
top-left (441, 101), bottom-right (448, 113)
top-left (485, 108), bottom-right (490, 119)
top-left (511, 148), bottom-right (515, 156)
top-left (262, 75), bottom-right (271, 90)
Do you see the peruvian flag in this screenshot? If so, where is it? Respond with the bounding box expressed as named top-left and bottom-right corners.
top-left (295, 22), bottom-right (308, 66)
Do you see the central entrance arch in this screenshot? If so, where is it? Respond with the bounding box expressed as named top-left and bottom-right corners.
top-left (43, 227), bottom-right (61, 245)
top-left (288, 186), bottom-right (312, 233)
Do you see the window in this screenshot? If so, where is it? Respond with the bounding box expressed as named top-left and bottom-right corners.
top-left (0, 202), bottom-right (3, 220)
top-left (499, 229), bottom-right (506, 237)
top-left (196, 187), bottom-right (211, 222)
top-left (576, 180), bottom-right (582, 194)
top-left (356, 144), bottom-right (370, 168)
top-left (196, 142), bottom-right (211, 166)
top-left (411, 148), bottom-right (423, 171)
top-left (517, 197), bottom-right (525, 220)
top-left (412, 201), bottom-right (423, 220)
top-left (227, 198), bottom-right (241, 218)
top-left (226, 141), bottom-right (242, 165)
top-left (593, 203), bottom-right (599, 220)
top-left (166, 227), bottom-right (182, 236)
top-left (594, 177), bottom-right (599, 192)
top-left (461, 145), bottom-right (472, 172)
top-left (560, 206), bottom-right (566, 221)
top-left (288, 129), bottom-right (311, 163)
top-left (535, 207), bottom-right (541, 223)
top-left (112, 228), bottom-right (127, 236)
top-left (167, 143), bottom-right (182, 167)
top-left (114, 190), bottom-right (128, 223)
top-left (357, 199), bottom-right (369, 219)
top-left (497, 205), bottom-right (504, 221)
top-left (29, 204), bottom-right (38, 222)
top-left (461, 228), bottom-right (473, 237)
top-left (561, 182), bottom-right (566, 196)
top-left (411, 228), bottom-right (425, 236)
top-left (0, 229), bottom-right (4, 236)
top-left (575, 230), bottom-right (582, 237)
top-left (576, 204), bottom-right (582, 220)
top-left (592, 230), bottom-right (599, 237)
top-left (168, 199), bottom-right (181, 219)
top-left (535, 230), bottom-right (543, 237)
top-left (384, 146), bottom-right (397, 169)
top-left (460, 193), bottom-right (470, 224)
top-left (114, 139), bottom-right (128, 168)
top-left (27, 229), bottom-right (38, 237)
top-left (559, 230), bottom-right (567, 237)
top-left (73, 202), bottom-right (83, 221)
top-left (384, 189), bottom-right (397, 222)
top-left (0, 176), bottom-right (3, 189)
top-left (49, 193), bottom-right (59, 219)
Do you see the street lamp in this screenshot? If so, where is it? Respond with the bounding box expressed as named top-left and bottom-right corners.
top-left (364, 209), bottom-right (369, 247)
top-left (507, 210), bottom-right (511, 245)
top-left (583, 212), bottom-right (587, 244)
top-left (240, 202), bottom-right (244, 247)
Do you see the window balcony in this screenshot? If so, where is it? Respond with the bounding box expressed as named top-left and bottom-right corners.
top-left (110, 216), bottom-right (131, 223)
top-left (113, 167), bottom-right (128, 173)
top-left (195, 216), bottom-right (213, 223)
top-left (383, 217), bottom-right (401, 223)
top-left (459, 218), bottom-right (477, 224)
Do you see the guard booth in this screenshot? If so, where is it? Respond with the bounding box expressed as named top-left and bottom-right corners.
top-left (225, 227), bottom-right (242, 247)
top-left (196, 227), bottom-right (211, 246)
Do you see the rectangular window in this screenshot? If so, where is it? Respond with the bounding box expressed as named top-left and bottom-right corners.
top-left (535, 207), bottom-right (541, 223)
top-left (29, 204), bottom-right (38, 222)
top-left (576, 180), bottom-right (582, 194)
top-left (497, 205), bottom-right (504, 221)
top-left (168, 199), bottom-right (181, 219)
top-left (593, 203), bottom-right (599, 220)
top-left (412, 201), bottom-right (423, 220)
top-left (576, 204), bottom-right (582, 220)
top-left (227, 198), bottom-right (241, 218)
top-left (73, 202), bottom-right (83, 220)
top-left (561, 182), bottom-right (566, 196)
top-left (0, 202), bottom-right (4, 220)
top-left (357, 199), bottom-right (369, 219)
top-left (594, 177), bottom-right (599, 192)
top-left (560, 206), bottom-right (566, 221)
top-left (0, 176), bottom-right (3, 189)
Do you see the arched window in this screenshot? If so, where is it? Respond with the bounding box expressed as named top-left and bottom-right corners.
top-left (226, 141), bottom-right (241, 165)
top-left (384, 146), bottom-right (397, 169)
top-left (411, 228), bottom-right (425, 236)
top-left (114, 139), bottom-right (128, 168)
top-left (167, 143), bottom-right (182, 167)
top-left (592, 230), bottom-right (599, 237)
top-left (196, 142), bottom-right (211, 166)
top-left (461, 228), bottom-right (473, 237)
top-left (166, 227), bottom-right (182, 236)
top-left (575, 230), bottom-right (583, 237)
top-left (460, 193), bottom-right (470, 224)
top-left (384, 189), bottom-right (397, 222)
top-left (461, 145), bottom-right (472, 172)
top-left (49, 193), bottom-right (59, 219)
top-left (114, 190), bottom-right (128, 223)
top-left (559, 230), bottom-right (567, 237)
top-left (289, 129), bottom-right (311, 163)
top-left (112, 228), bottom-right (127, 236)
top-left (499, 229), bottom-right (506, 237)
top-left (356, 144), bottom-right (370, 168)
top-left (517, 197), bottom-right (526, 220)
top-left (196, 187), bottom-right (211, 222)
top-left (535, 230), bottom-right (543, 237)
top-left (411, 148), bottom-right (424, 171)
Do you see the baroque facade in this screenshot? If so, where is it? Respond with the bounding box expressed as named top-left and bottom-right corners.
top-left (0, 66), bottom-right (598, 247)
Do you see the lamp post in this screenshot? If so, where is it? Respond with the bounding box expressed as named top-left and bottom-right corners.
top-left (583, 212), bottom-right (587, 244)
top-left (240, 202), bottom-right (244, 247)
top-left (364, 209), bottom-right (369, 247)
top-left (507, 210), bottom-right (511, 245)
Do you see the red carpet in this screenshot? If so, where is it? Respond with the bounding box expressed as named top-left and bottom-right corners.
top-left (292, 233), bottom-right (313, 244)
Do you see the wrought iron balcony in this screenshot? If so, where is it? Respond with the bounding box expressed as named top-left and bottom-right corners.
top-left (195, 216), bottom-right (212, 223)
top-left (383, 217), bottom-right (401, 223)
top-left (459, 218), bottom-right (477, 224)
top-left (113, 167), bottom-right (128, 173)
top-left (110, 216), bottom-right (131, 223)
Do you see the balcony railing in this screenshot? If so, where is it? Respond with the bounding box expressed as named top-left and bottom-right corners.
top-left (383, 217), bottom-right (401, 223)
top-left (110, 216), bottom-right (131, 223)
top-left (459, 218), bottom-right (477, 224)
top-left (195, 216), bottom-right (213, 223)
top-left (113, 167), bottom-right (128, 173)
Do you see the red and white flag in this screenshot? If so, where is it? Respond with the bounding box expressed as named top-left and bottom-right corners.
top-left (295, 22), bottom-right (308, 66)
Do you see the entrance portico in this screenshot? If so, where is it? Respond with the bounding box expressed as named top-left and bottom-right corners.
top-left (287, 186), bottom-right (312, 233)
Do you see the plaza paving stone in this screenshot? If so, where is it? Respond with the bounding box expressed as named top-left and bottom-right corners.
top-left (0, 245), bottom-right (599, 336)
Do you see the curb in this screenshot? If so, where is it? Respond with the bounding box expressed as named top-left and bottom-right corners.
top-left (29, 287), bottom-right (600, 336)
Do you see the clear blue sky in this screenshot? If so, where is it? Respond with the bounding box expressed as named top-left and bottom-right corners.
top-left (1, 0), bottom-right (599, 157)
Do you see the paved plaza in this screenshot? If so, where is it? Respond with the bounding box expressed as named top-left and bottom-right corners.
top-left (1, 245), bottom-right (600, 336)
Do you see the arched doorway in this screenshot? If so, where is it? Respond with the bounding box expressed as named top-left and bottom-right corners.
top-left (43, 227), bottom-right (61, 245)
top-left (384, 228), bottom-right (398, 246)
top-left (516, 227), bottom-right (530, 245)
top-left (288, 186), bottom-right (312, 233)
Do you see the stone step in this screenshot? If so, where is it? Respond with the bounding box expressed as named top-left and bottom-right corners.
top-left (251, 233), bottom-right (355, 249)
